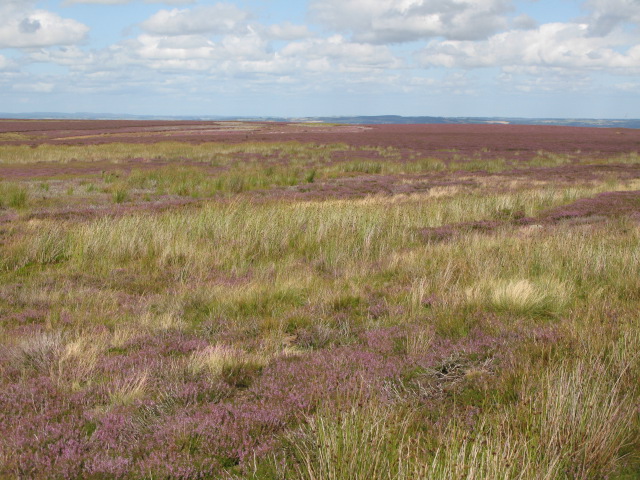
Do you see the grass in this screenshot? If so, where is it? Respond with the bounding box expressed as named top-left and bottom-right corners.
top-left (0, 141), bottom-right (348, 165)
top-left (1, 127), bottom-right (639, 479)
top-left (465, 277), bottom-right (570, 318)
top-left (0, 182), bottom-right (28, 208)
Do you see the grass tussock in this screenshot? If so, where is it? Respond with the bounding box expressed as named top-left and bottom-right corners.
top-left (465, 278), bottom-right (570, 317)
top-left (187, 345), bottom-right (266, 388)
top-left (0, 182), bottom-right (28, 208)
top-left (108, 370), bottom-right (149, 406)
top-left (286, 403), bottom-right (418, 480)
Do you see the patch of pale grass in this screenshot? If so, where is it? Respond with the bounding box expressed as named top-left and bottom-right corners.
top-left (110, 326), bottom-right (139, 350)
top-left (54, 332), bottom-right (107, 390)
top-left (187, 344), bottom-right (267, 382)
top-left (188, 345), bottom-right (238, 377)
top-left (405, 328), bottom-right (434, 356)
top-left (138, 310), bottom-right (187, 332)
top-left (409, 277), bottom-right (429, 317)
top-left (259, 332), bottom-right (304, 359)
top-left (466, 278), bottom-right (570, 317)
top-left (8, 330), bottom-right (64, 373)
top-left (109, 370), bottom-right (149, 406)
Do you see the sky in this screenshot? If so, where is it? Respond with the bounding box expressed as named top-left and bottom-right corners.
top-left (0, 0), bottom-right (639, 118)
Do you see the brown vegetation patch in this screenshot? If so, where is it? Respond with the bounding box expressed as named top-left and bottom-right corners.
top-left (500, 163), bottom-right (640, 182)
top-left (13, 197), bottom-right (199, 223)
top-left (0, 159), bottom-right (184, 180)
top-left (540, 190), bottom-right (640, 222)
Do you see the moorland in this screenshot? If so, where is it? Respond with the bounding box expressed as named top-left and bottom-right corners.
top-left (1, 120), bottom-right (640, 479)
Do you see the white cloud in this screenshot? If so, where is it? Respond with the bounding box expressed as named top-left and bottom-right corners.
top-left (140, 4), bottom-right (250, 35)
top-left (63, 0), bottom-right (196, 4)
top-left (63, 0), bottom-right (131, 4)
top-left (281, 35), bottom-right (402, 72)
top-left (418, 22), bottom-right (640, 74)
top-left (0, 3), bottom-right (89, 48)
top-left (12, 81), bottom-right (55, 92)
top-left (29, 46), bottom-right (98, 69)
top-left (584, 0), bottom-right (640, 36)
top-left (309, 0), bottom-right (512, 43)
top-left (4, 0), bottom-right (638, 113)
top-left (131, 34), bottom-right (220, 71)
top-left (265, 22), bottom-right (312, 41)
top-left (498, 68), bottom-right (592, 94)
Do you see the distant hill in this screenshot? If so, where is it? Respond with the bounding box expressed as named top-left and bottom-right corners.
top-left (1, 112), bottom-right (638, 129)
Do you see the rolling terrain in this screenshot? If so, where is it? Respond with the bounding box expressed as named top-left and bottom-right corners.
top-left (1, 120), bottom-right (639, 479)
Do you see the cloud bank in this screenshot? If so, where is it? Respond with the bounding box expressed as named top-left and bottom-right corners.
top-left (1, 0), bottom-right (639, 116)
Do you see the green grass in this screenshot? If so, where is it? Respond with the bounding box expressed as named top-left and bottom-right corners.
top-left (0, 182), bottom-right (28, 208)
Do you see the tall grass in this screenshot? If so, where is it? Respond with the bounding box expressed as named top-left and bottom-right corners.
top-left (1, 148), bottom-right (640, 478)
top-left (283, 351), bottom-right (637, 480)
top-left (0, 182), bottom-right (28, 208)
top-left (287, 403), bottom-right (418, 480)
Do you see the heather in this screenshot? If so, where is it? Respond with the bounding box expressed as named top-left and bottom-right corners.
top-left (1, 121), bottom-right (639, 479)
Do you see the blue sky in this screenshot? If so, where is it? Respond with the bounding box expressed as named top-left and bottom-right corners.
top-left (0, 0), bottom-right (638, 118)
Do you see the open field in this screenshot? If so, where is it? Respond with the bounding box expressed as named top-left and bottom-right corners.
top-left (1, 120), bottom-right (640, 479)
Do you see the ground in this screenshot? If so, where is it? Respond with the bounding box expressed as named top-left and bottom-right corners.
top-left (0, 121), bottom-right (639, 479)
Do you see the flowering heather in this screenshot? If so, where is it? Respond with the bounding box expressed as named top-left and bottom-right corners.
top-left (0, 121), bottom-right (639, 478)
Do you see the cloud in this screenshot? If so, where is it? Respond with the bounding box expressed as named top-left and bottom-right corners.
top-left (62, 0), bottom-right (196, 4)
top-left (281, 35), bottom-right (402, 72)
top-left (0, 8), bottom-right (89, 48)
top-left (264, 22), bottom-right (312, 41)
top-left (0, 54), bottom-right (16, 70)
top-left (12, 81), bottom-right (55, 92)
top-left (128, 34), bottom-right (220, 71)
top-left (28, 46), bottom-right (95, 69)
top-left (498, 68), bottom-right (592, 94)
top-left (417, 22), bottom-right (640, 74)
top-left (615, 81), bottom-right (640, 92)
top-left (62, 0), bottom-right (131, 4)
top-left (140, 4), bottom-right (250, 35)
top-left (584, 0), bottom-right (640, 36)
top-left (28, 21), bottom-right (402, 92)
top-left (5, 0), bottom-right (637, 113)
top-left (512, 14), bottom-right (537, 30)
top-left (309, 0), bottom-right (512, 43)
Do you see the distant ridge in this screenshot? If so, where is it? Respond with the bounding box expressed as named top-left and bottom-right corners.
top-left (1, 112), bottom-right (639, 129)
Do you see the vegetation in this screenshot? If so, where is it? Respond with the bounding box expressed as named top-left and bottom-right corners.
top-left (0, 122), bottom-right (639, 479)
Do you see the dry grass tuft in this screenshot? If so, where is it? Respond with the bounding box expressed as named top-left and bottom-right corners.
top-left (466, 278), bottom-right (570, 317)
top-left (109, 370), bottom-right (149, 407)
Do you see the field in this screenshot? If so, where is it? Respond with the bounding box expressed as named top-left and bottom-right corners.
top-left (1, 120), bottom-right (640, 479)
